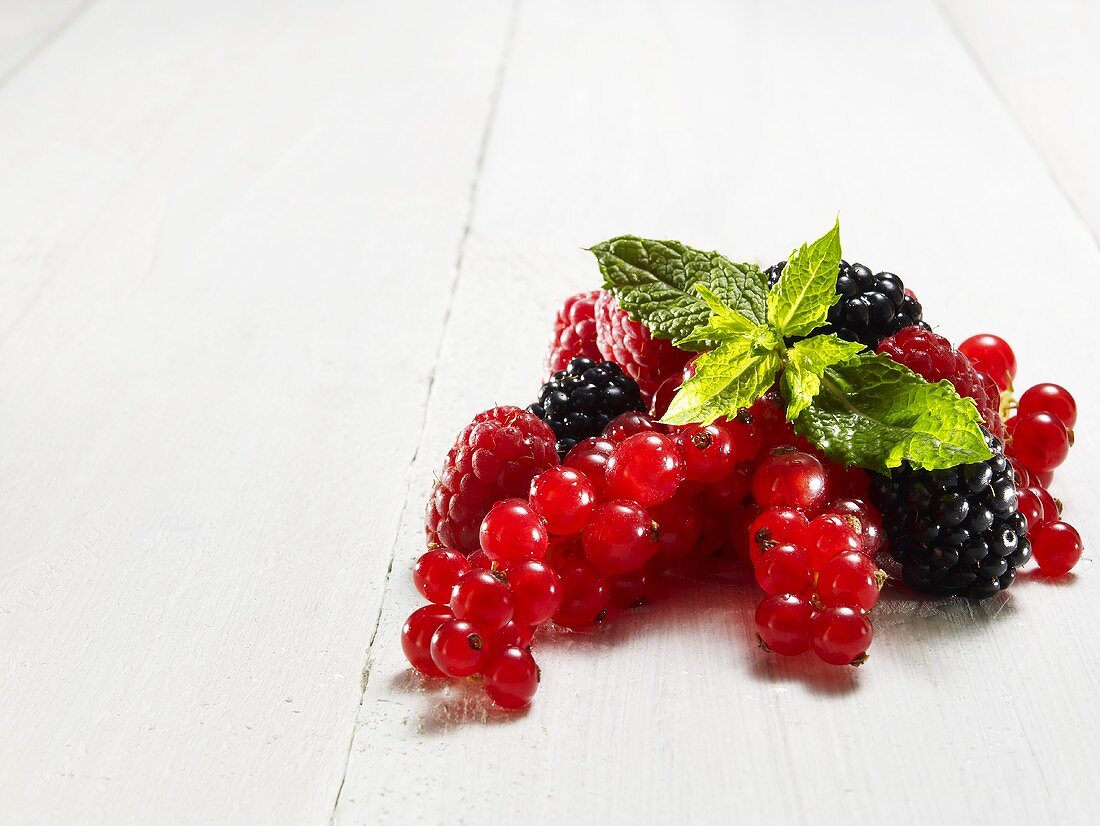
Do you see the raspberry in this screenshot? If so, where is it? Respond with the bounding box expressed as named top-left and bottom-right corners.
top-left (877, 327), bottom-right (1003, 438)
top-left (546, 290), bottom-right (602, 375)
top-left (425, 406), bottom-right (558, 554)
top-left (529, 357), bottom-right (646, 457)
top-left (594, 292), bottom-right (691, 397)
top-left (766, 260), bottom-right (926, 349)
top-left (870, 429), bottom-right (1031, 598)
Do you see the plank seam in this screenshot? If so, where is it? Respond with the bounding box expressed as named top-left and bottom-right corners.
top-left (325, 1), bottom-right (522, 821)
top-left (932, 0), bottom-right (1100, 253)
top-left (0, 0), bottom-right (100, 90)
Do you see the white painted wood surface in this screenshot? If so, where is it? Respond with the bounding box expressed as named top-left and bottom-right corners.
top-left (1, 0), bottom-right (1097, 823)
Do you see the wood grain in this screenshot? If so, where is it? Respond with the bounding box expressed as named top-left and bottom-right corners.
top-left (0, 0), bottom-right (510, 821)
top-left (336, 1), bottom-right (1100, 824)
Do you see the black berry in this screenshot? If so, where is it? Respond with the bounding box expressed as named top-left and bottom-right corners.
top-left (529, 357), bottom-right (645, 458)
top-left (870, 430), bottom-right (1031, 599)
top-left (766, 260), bottom-right (927, 350)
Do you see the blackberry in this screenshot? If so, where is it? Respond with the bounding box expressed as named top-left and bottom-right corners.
top-left (870, 430), bottom-right (1031, 599)
top-left (766, 260), bottom-right (926, 350)
top-left (529, 357), bottom-right (645, 457)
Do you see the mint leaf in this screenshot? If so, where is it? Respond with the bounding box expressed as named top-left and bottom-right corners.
top-left (674, 284), bottom-right (756, 350)
top-left (781, 334), bottom-right (865, 420)
top-left (590, 236), bottom-right (768, 347)
top-left (661, 336), bottom-right (780, 426)
top-left (793, 352), bottom-right (993, 472)
top-left (766, 220), bottom-right (842, 338)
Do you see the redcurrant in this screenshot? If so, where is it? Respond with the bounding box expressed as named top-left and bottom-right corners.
top-left (748, 507), bottom-right (809, 563)
top-left (529, 466), bottom-right (597, 535)
top-left (1031, 521), bottom-right (1083, 577)
top-left (959, 334), bottom-right (1017, 391)
top-left (563, 437), bottom-right (616, 497)
top-left (817, 552), bottom-right (881, 611)
top-left (504, 559), bottom-right (562, 626)
top-left (413, 548), bottom-right (471, 604)
top-left (671, 424), bottom-right (736, 483)
top-left (1017, 383), bottom-right (1077, 429)
top-left (1009, 412), bottom-right (1071, 474)
top-left (811, 606), bottom-right (873, 665)
top-left (804, 513), bottom-right (863, 569)
top-left (401, 604), bottom-right (453, 677)
top-left (650, 494), bottom-right (704, 560)
top-left (582, 500), bottom-right (659, 575)
top-left (826, 498), bottom-right (884, 557)
top-left (603, 411), bottom-right (662, 443)
top-left (429, 618), bottom-right (486, 677)
top-left (479, 498), bottom-right (548, 563)
top-left (482, 645), bottom-right (539, 710)
top-left (605, 432), bottom-right (685, 507)
top-left (752, 448), bottom-right (827, 513)
top-left (607, 569), bottom-right (649, 608)
top-left (450, 569), bottom-right (514, 632)
top-left (755, 594), bottom-right (813, 656)
top-left (754, 543), bottom-right (813, 596)
top-left (551, 559), bottom-right (608, 629)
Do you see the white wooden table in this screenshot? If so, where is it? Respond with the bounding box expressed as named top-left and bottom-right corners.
top-left (2, 1), bottom-right (1098, 823)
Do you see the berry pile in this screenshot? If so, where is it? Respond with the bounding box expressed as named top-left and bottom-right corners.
top-left (403, 228), bottom-right (1084, 710)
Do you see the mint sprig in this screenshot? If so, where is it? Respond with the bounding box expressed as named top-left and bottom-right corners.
top-left (589, 237), bottom-right (768, 348)
top-left (592, 221), bottom-right (994, 472)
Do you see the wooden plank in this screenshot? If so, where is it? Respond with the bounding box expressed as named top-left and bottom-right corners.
top-left (939, 0), bottom-right (1100, 243)
top-left (0, 0), bottom-right (510, 822)
top-left (0, 0), bottom-right (89, 83)
top-left (336, 0), bottom-right (1100, 823)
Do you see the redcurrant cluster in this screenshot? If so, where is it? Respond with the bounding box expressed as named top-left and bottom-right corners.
top-left (747, 448), bottom-right (885, 664)
top-left (960, 334), bottom-right (1083, 577)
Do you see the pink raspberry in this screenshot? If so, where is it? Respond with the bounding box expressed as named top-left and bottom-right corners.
top-left (547, 290), bottom-right (602, 375)
top-left (425, 406), bottom-right (558, 554)
top-left (877, 327), bottom-right (1003, 437)
top-left (594, 292), bottom-right (691, 398)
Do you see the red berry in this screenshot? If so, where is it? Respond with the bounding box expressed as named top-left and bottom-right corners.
top-left (751, 395), bottom-right (797, 448)
top-left (825, 463), bottom-right (872, 501)
top-left (826, 498), bottom-right (884, 557)
top-left (1036, 469), bottom-right (1056, 488)
top-left (1016, 487), bottom-right (1045, 532)
top-left (1018, 383), bottom-right (1077, 429)
top-left (650, 494), bottom-right (704, 560)
top-left (754, 543), bottom-right (813, 596)
top-left (606, 432), bottom-right (685, 507)
top-left (607, 569), bottom-right (649, 608)
top-left (727, 504), bottom-right (760, 558)
top-left (504, 560), bottom-right (562, 626)
top-left (1009, 412), bottom-right (1071, 474)
top-left (755, 594), bottom-right (813, 656)
top-left (482, 645), bottom-right (539, 710)
top-left (805, 513), bottom-right (863, 569)
top-left (582, 500), bottom-right (659, 574)
top-left (552, 560), bottom-right (608, 629)
top-left (959, 334), bottom-right (1017, 391)
top-left (671, 424), bottom-right (737, 483)
top-left (426, 406), bottom-right (558, 554)
top-left (603, 411), bottom-right (662, 443)
top-left (752, 448), bottom-right (827, 513)
top-left (649, 362), bottom-right (695, 419)
top-left (1031, 521), bottom-right (1083, 577)
top-left (811, 607), bottom-right (873, 665)
top-left (487, 619), bottom-right (534, 655)
top-left (468, 549), bottom-right (492, 570)
top-left (1008, 456), bottom-right (1032, 488)
top-left (1029, 485), bottom-right (1060, 523)
top-left (401, 604), bottom-right (454, 677)
top-left (547, 290), bottom-right (602, 375)
top-left (748, 508), bottom-right (809, 563)
top-left (429, 618), bottom-right (486, 677)
top-left (701, 465), bottom-right (752, 513)
top-left (529, 466), bottom-right (597, 536)
top-left (563, 437), bottom-right (615, 498)
top-left (450, 570), bottom-right (514, 632)
top-left (413, 548), bottom-right (471, 604)
top-left (479, 498), bottom-right (549, 563)
top-left (817, 552), bottom-right (882, 611)
top-left (720, 412), bottom-right (762, 463)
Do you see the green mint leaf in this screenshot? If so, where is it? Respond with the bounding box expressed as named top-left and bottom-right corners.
top-left (766, 219), bottom-right (843, 338)
top-left (781, 334), bottom-right (866, 420)
top-left (674, 284), bottom-right (757, 350)
top-left (793, 352), bottom-right (994, 472)
top-left (590, 236), bottom-right (768, 348)
top-left (661, 335), bottom-right (781, 426)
